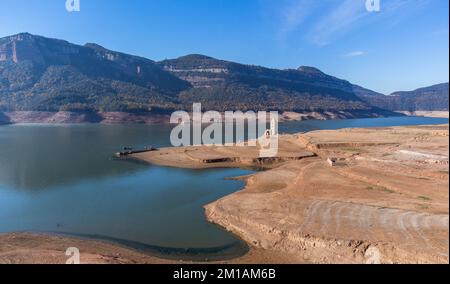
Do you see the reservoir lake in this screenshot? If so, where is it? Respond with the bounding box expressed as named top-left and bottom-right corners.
top-left (0, 116), bottom-right (447, 260)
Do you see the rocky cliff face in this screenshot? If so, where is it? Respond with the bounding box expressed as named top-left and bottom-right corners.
top-left (0, 33), bottom-right (46, 64)
top-left (159, 55), bottom-right (357, 95)
top-left (158, 55), bottom-right (388, 113)
top-left (0, 33), bottom-right (190, 113)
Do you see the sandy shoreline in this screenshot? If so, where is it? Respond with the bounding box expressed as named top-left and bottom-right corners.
top-left (2, 110), bottom-right (446, 125)
top-left (134, 124), bottom-right (450, 264)
top-left (0, 110), bottom-right (409, 125)
top-left (396, 111), bottom-right (449, 118)
top-left (1, 124), bottom-right (448, 264)
top-left (0, 233), bottom-right (308, 264)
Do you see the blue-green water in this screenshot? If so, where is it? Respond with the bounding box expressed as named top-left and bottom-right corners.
top-left (279, 116), bottom-right (449, 133)
top-left (0, 116), bottom-right (447, 259)
top-left (0, 124), bottom-right (253, 260)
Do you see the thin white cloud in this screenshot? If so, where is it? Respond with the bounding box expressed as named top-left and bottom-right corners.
top-left (278, 0), bottom-right (316, 34)
top-left (344, 51), bottom-right (367, 57)
top-left (309, 0), bottom-right (367, 46)
top-left (271, 0), bottom-right (423, 46)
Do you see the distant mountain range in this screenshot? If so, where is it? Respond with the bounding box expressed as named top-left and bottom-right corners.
top-left (0, 33), bottom-right (448, 123)
top-left (357, 83), bottom-right (449, 112)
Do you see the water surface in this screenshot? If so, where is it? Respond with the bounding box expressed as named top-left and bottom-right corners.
top-left (0, 116), bottom-right (447, 259)
top-left (0, 124), bottom-right (252, 260)
top-left (279, 116), bottom-right (449, 133)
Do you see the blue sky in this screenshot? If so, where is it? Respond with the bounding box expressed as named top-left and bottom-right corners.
top-left (0, 0), bottom-right (448, 94)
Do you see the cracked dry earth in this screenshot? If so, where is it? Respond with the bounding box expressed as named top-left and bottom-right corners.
top-left (205, 125), bottom-right (449, 264)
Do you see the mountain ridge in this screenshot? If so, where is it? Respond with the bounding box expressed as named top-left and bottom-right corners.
top-left (1, 33), bottom-right (446, 124)
top-left (0, 33), bottom-right (190, 113)
top-left (157, 53), bottom-right (380, 113)
top-left (357, 83), bottom-right (449, 111)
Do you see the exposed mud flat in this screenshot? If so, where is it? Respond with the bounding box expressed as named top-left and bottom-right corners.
top-left (0, 110), bottom-right (405, 125)
top-left (279, 110), bottom-right (389, 121)
top-left (133, 135), bottom-right (316, 169)
top-left (0, 233), bottom-right (307, 264)
top-left (137, 124), bottom-right (449, 264)
top-left (397, 111), bottom-right (449, 118)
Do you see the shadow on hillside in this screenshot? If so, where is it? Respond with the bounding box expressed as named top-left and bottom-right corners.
top-left (0, 112), bottom-right (11, 124)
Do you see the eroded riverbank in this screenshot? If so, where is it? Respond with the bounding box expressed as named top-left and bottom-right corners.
top-left (0, 122), bottom-right (448, 264)
top-left (0, 233), bottom-right (309, 264)
top-left (134, 124), bottom-right (450, 264)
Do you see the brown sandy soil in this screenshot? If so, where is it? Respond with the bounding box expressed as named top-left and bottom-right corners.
top-left (136, 124), bottom-right (450, 264)
top-left (0, 233), bottom-right (307, 264)
top-left (133, 135), bottom-right (316, 170)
